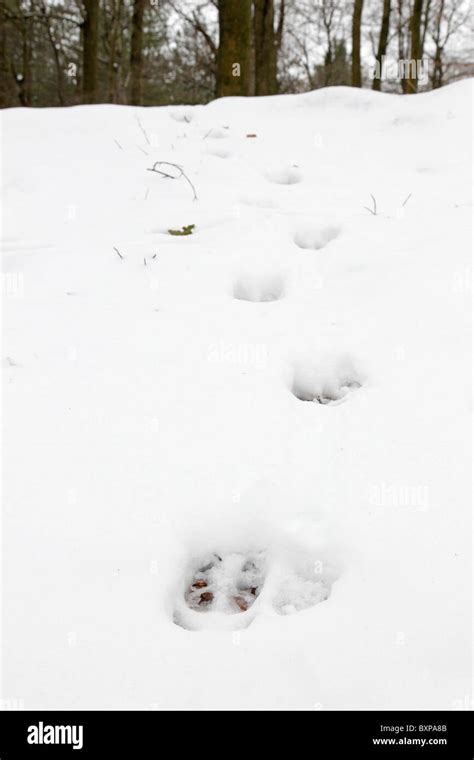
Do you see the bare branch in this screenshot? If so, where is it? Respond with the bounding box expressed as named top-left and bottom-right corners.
top-left (364, 194), bottom-right (378, 216)
top-left (168, 1), bottom-right (217, 57)
top-left (147, 161), bottom-right (198, 201)
top-left (136, 115), bottom-right (150, 145)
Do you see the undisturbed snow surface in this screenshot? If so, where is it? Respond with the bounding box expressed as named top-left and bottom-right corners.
top-left (1, 81), bottom-right (472, 710)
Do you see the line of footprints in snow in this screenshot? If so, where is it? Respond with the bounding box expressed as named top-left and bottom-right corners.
top-left (173, 209), bottom-right (360, 631)
top-left (148, 129), bottom-right (355, 630)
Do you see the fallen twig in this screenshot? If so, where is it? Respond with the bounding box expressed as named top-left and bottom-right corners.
top-left (402, 193), bottom-right (412, 207)
top-left (147, 161), bottom-right (198, 201)
top-left (364, 194), bottom-right (378, 216)
top-left (113, 246), bottom-right (124, 259)
top-left (136, 115), bottom-right (150, 145)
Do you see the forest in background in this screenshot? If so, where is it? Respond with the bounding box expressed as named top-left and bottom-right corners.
top-left (0, 0), bottom-right (472, 109)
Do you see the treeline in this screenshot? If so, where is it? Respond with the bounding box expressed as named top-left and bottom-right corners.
top-left (0, 0), bottom-right (471, 109)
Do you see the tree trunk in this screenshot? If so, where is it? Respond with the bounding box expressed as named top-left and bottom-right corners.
top-left (216, 0), bottom-right (252, 97)
top-left (82, 0), bottom-right (99, 103)
top-left (351, 0), bottom-right (364, 87)
top-left (107, 0), bottom-right (123, 103)
top-left (429, 0), bottom-right (444, 90)
top-left (372, 0), bottom-right (391, 91)
top-left (432, 46), bottom-right (443, 88)
top-left (421, 0), bottom-right (432, 56)
top-left (275, 0), bottom-right (285, 51)
top-left (0, 11), bottom-right (12, 108)
top-left (397, 0), bottom-right (408, 93)
top-left (130, 0), bottom-right (146, 105)
top-left (19, 17), bottom-right (32, 106)
top-left (254, 0), bottom-right (278, 96)
top-left (407, 0), bottom-right (423, 93)
top-left (40, 1), bottom-right (64, 106)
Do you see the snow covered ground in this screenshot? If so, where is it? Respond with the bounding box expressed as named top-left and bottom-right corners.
top-left (1, 80), bottom-right (472, 710)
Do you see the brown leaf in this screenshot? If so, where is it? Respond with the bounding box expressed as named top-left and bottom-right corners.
top-left (233, 596), bottom-right (249, 612)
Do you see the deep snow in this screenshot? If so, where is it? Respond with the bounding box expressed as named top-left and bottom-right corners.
top-left (1, 80), bottom-right (472, 710)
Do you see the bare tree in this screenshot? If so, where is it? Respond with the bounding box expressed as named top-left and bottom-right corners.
top-left (278, 0), bottom-right (351, 90)
top-left (216, 0), bottom-right (252, 96)
top-left (104, 0), bottom-right (125, 103)
top-left (82, 0), bottom-right (99, 103)
top-left (372, 0), bottom-right (391, 90)
top-left (351, 0), bottom-right (364, 86)
top-left (395, 0), bottom-right (410, 92)
top-left (428, 0), bottom-right (470, 88)
top-left (0, 0), bottom-right (471, 108)
top-left (421, 0), bottom-right (433, 52)
top-left (130, 0), bottom-right (146, 105)
top-left (254, 0), bottom-right (279, 95)
top-left (18, 12), bottom-right (33, 106)
top-left (406, 0), bottom-right (423, 92)
top-left (35, 0), bottom-right (65, 105)
top-left (275, 0), bottom-right (286, 51)
top-left (168, 0), bottom-right (217, 97)
top-left (0, 7), bottom-right (9, 107)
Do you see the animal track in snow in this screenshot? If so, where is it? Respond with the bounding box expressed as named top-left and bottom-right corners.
top-left (170, 109), bottom-right (193, 123)
top-left (291, 356), bottom-right (363, 405)
top-left (272, 568), bottom-right (331, 615)
top-left (174, 551), bottom-right (266, 631)
top-left (185, 551), bottom-right (265, 614)
top-left (205, 127), bottom-right (230, 139)
top-left (265, 166), bottom-right (302, 185)
top-left (233, 272), bottom-right (286, 302)
top-left (173, 537), bottom-right (338, 630)
top-left (293, 223), bottom-right (341, 250)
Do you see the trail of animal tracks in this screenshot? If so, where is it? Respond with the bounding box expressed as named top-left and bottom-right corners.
top-left (1, 80), bottom-right (471, 709)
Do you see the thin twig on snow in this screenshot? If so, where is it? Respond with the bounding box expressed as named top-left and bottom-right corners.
top-left (147, 161), bottom-right (198, 201)
top-left (364, 194), bottom-right (378, 216)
